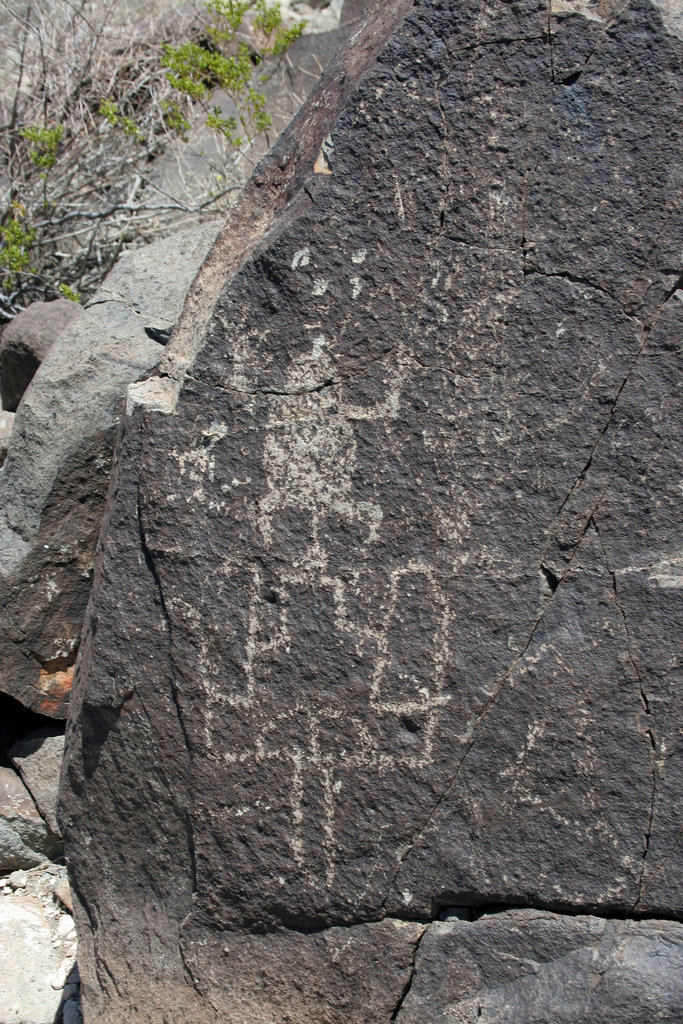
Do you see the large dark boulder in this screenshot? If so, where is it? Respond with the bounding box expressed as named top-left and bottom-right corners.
top-left (61, 0), bottom-right (682, 1021)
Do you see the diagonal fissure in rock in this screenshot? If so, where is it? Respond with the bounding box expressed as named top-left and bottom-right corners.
top-left (135, 478), bottom-right (198, 900)
top-left (591, 517), bottom-right (658, 909)
top-left (389, 924), bottom-right (429, 1021)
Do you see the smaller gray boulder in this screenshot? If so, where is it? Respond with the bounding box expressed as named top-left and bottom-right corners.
top-left (0, 222), bottom-right (219, 718)
top-left (9, 727), bottom-right (65, 835)
top-left (0, 300), bottom-right (80, 412)
top-left (0, 767), bottom-right (61, 871)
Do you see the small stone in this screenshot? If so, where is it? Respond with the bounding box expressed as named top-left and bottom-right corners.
top-left (50, 956), bottom-right (75, 991)
top-left (57, 913), bottom-right (75, 937)
top-left (50, 964), bottom-right (68, 990)
top-left (53, 876), bottom-right (73, 911)
top-left (8, 869), bottom-right (27, 888)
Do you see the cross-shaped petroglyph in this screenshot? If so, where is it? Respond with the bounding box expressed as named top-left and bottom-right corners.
top-left (165, 248), bottom-right (462, 887)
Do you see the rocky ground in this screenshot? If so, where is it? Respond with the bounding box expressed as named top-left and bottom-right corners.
top-left (0, 861), bottom-right (81, 1024)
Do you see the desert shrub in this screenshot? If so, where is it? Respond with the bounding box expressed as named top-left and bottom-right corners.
top-left (0, 0), bottom-right (303, 321)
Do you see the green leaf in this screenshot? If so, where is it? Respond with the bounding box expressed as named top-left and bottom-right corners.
top-left (99, 98), bottom-right (120, 126)
top-left (58, 283), bottom-right (81, 302)
top-left (206, 108), bottom-right (241, 147)
top-left (163, 1), bottom-right (306, 151)
top-left (0, 205), bottom-right (35, 284)
top-left (20, 124), bottom-right (64, 169)
top-left (161, 99), bottom-right (191, 139)
top-left (206, 0), bottom-right (250, 32)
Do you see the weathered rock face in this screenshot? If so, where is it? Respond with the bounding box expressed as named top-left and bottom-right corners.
top-left (0, 6), bottom-right (374, 724)
top-left (396, 908), bottom-right (683, 1023)
top-left (10, 727), bottom-right (65, 836)
top-left (61, 0), bottom-right (682, 1021)
top-left (0, 767), bottom-right (61, 870)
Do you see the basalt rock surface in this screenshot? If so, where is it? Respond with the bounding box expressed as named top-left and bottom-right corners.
top-left (0, 766), bottom-right (61, 870)
top-left (10, 726), bottom-right (65, 835)
top-left (61, 0), bottom-right (682, 1021)
top-left (395, 908), bottom-right (683, 1023)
